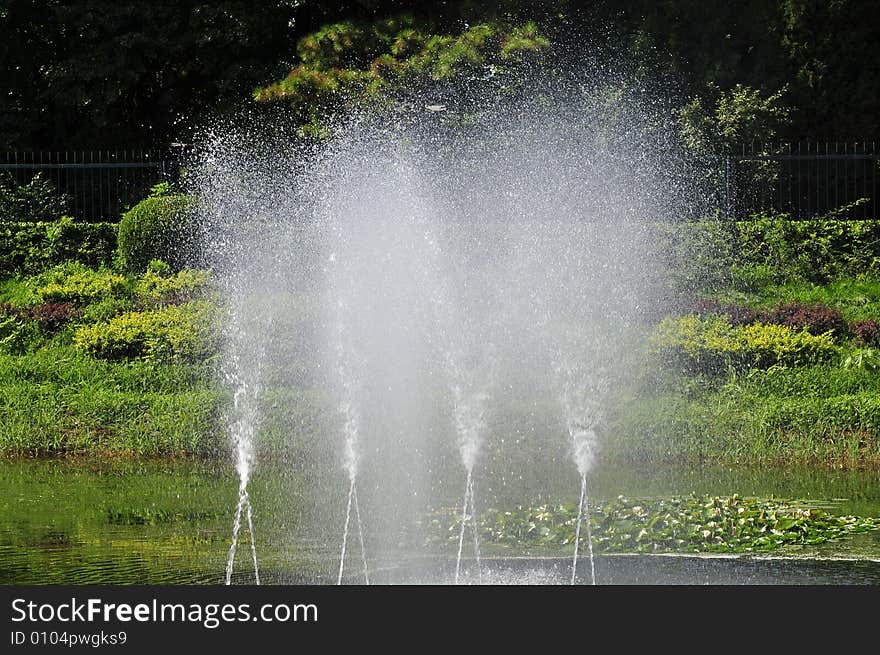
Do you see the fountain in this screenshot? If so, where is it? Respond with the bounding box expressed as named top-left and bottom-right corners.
top-left (190, 62), bottom-right (715, 585)
top-left (445, 346), bottom-right (493, 584)
top-left (333, 318), bottom-right (370, 584)
top-left (222, 303), bottom-right (267, 585)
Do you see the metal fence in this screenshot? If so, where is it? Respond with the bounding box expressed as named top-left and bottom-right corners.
top-left (0, 150), bottom-right (174, 222)
top-left (2, 143), bottom-right (879, 223)
top-left (726, 141), bottom-right (880, 221)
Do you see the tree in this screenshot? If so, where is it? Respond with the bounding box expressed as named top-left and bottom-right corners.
top-left (252, 15), bottom-right (551, 135)
top-left (0, 1), bottom-right (299, 148)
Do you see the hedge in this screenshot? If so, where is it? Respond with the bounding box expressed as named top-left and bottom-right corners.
top-left (0, 218), bottom-right (117, 276)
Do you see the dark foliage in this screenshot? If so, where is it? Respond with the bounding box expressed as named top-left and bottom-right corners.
top-left (28, 302), bottom-right (78, 331)
top-left (690, 298), bottom-right (761, 325)
top-left (0, 301), bottom-right (78, 331)
top-left (0, 1), bottom-right (299, 148)
top-left (1, 1), bottom-right (878, 148)
top-left (760, 302), bottom-right (849, 337)
top-left (851, 318), bottom-right (880, 347)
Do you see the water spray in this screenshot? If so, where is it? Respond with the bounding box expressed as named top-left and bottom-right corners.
top-left (336, 409), bottom-right (370, 585)
top-left (337, 474), bottom-right (370, 585)
top-left (454, 468), bottom-right (483, 584)
top-left (446, 346), bottom-right (493, 585)
top-left (571, 472), bottom-right (595, 586)
top-left (190, 58), bottom-right (714, 584)
top-left (226, 483), bottom-right (260, 585)
top-left (334, 319), bottom-right (370, 585)
top-left (221, 298), bottom-right (272, 586)
top-left (225, 379), bottom-right (262, 585)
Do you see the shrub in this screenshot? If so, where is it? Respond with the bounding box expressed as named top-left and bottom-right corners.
top-left (0, 300), bottom-right (77, 332)
top-left (0, 219), bottom-right (117, 275)
top-left (658, 219), bottom-right (738, 293)
top-left (734, 209), bottom-right (880, 284)
top-left (841, 347), bottom-right (880, 371)
top-left (35, 262), bottom-right (127, 304)
top-left (0, 172), bottom-right (68, 222)
top-left (0, 314), bottom-right (39, 353)
top-left (73, 301), bottom-right (221, 362)
top-left (28, 302), bottom-right (78, 331)
top-left (134, 261), bottom-right (211, 304)
top-left (668, 209), bottom-right (880, 295)
top-left (760, 302), bottom-right (848, 338)
top-left (116, 194), bottom-right (198, 274)
top-left (851, 319), bottom-right (880, 346)
top-left (650, 314), bottom-right (837, 373)
top-left (42, 217), bottom-right (118, 268)
top-left (80, 296), bottom-right (136, 324)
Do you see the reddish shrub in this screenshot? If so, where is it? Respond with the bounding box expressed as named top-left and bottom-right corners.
top-left (852, 318), bottom-right (880, 346)
top-left (760, 302), bottom-right (849, 337)
top-left (28, 302), bottom-right (78, 331)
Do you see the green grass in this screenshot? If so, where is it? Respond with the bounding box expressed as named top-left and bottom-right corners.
top-left (612, 364), bottom-right (880, 467)
top-left (0, 262), bottom-right (228, 456)
top-left (715, 275), bottom-right (880, 322)
top-left (0, 344), bottom-right (225, 456)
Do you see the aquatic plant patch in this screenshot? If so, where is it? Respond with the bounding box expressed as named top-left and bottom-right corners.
top-left (429, 495), bottom-right (880, 554)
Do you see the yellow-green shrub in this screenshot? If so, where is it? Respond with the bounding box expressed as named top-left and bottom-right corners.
top-left (650, 314), bottom-right (837, 372)
top-left (134, 265), bottom-right (211, 302)
top-left (73, 301), bottom-right (221, 362)
top-left (35, 262), bottom-right (126, 304)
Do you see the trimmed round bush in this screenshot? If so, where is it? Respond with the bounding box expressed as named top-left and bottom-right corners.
top-left (116, 194), bottom-right (197, 274)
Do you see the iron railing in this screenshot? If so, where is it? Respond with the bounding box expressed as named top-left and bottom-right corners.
top-left (2, 143), bottom-right (878, 222)
top-left (726, 141), bottom-right (880, 220)
top-left (0, 150), bottom-right (174, 222)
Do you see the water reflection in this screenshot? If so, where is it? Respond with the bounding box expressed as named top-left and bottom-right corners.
top-left (1, 458), bottom-right (878, 584)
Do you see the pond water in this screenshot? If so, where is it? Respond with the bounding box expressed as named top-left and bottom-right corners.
top-left (1, 458), bottom-right (879, 585)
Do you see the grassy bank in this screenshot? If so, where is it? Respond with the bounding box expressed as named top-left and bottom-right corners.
top-left (613, 364), bottom-right (880, 467)
top-left (608, 215), bottom-right (880, 468)
top-left (0, 254), bottom-right (228, 456)
top-left (3, 207), bottom-right (880, 466)
top-left (0, 346), bottom-right (225, 456)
